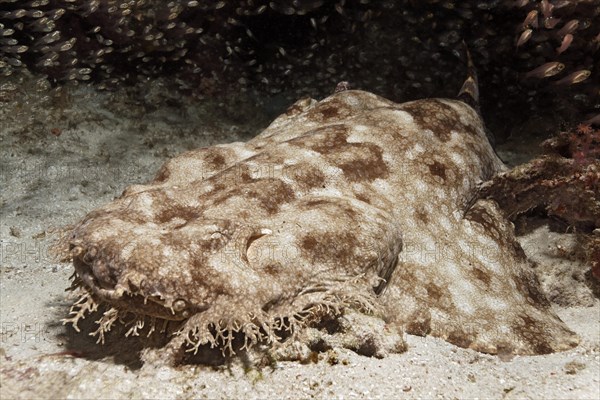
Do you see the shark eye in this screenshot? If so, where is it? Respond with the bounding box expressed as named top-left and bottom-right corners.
top-left (244, 228), bottom-right (273, 262)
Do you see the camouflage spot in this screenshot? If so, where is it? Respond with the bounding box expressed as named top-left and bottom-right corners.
top-left (300, 231), bottom-right (358, 265)
top-left (511, 313), bottom-right (554, 355)
top-left (414, 207), bottom-right (429, 223)
top-left (249, 179), bottom-right (296, 214)
top-left (239, 169), bottom-right (253, 183)
top-left (306, 98), bottom-right (351, 122)
top-left (208, 179), bottom-right (295, 214)
top-left (190, 257), bottom-right (228, 295)
top-left (304, 125), bottom-right (349, 154)
top-left (339, 143), bottom-right (389, 182)
top-left (425, 283), bottom-right (443, 301)
top-left (205, 151), bottom-right (227, 170)
top-left (471, 267), bottom-right (491, 286)
top-left (466, 205), bottom-right (501, 240)
top-left (300, 198), bottom-right (360, 221)
top-left (301, 236), bottom-right (317, 251)
top-left (302, 198), bottom-right (332, 209)
top-left (208, 182), bottom-right (226, 194)
top-left (156, 206), bottom-right (199, 223)
top-left (154, 166), bottom-right (170, 182)
top-left (289, 165), bottom-right (326, 189)
top-left (511, 239), bottom-right (528, 261)
top-left (447, 330), bottom-right (473, 348)
top-left (402, 99), bottom-right (478, 142)
top-left (264, 263), bottom-right (280, 276)
top-left (405, 309), bottom-right (432, 336)
top-left (354, 192), bottom-right (372, 204)
top-left (317, 104), bottom-right (342, 119)
top-left (427, 160), bottom-right (447, 181)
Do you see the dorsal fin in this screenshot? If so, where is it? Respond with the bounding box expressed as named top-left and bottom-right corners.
top-left (457, 42), bottom-right (498, 148)
top-left (457, 42), bottom-right (480, 112)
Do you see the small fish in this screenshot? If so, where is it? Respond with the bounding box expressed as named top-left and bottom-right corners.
top-left (553, 0), bottom-right (572, 9)
top-left (38, 30), bottom-right (61, 45)
top-left (556, 33), bottom-right (573, 55)
top-left (540, 0), bottom-right (554, 18)
top-left (47, 8), bottom-right (65, 20)
top-left (514, 0), bottom-right (529, 8)
top-left (523, 10), bottom-right (538, 29)
top-left (525, 62), bottom-right (564, 79)
top-left (516, 29), bottom-right (532, 48)
top-left (0, 9), bottom-right (27, 19)
top-left (553, 70), bottom-right (591, 86)
top-left (557, 19), bottom-right (579, 37)
top-left (544, 17), bottom-right (561, 29)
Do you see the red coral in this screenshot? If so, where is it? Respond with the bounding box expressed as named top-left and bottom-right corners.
top-left (577, 123), bottom-right (594, 135)
top-left (568, 124), bottom-right (600, 166)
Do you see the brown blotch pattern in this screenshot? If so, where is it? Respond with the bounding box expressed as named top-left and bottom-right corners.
top-left (354, 191), bottom-right (372, 205)
top-left (207, 177), bottom-right (295, 214)
top-left (300, 231), bottom-right (358, 265)
top-left (511, 313), bottom-right (555, 355)
top-left (466, 206), bottom-right (502, 241)
top-left (263, 263), bottom-right (281, 276)
top-left (154, 166), bottom-right (171, 183)
top-left (401, 100), bottom-right (478, 142)
top-left (306, 98), bottom-right (351, 122)
top-left (288, 164), bottom-right (327, 190)
top-left (156, 205), bottom-right (200, 224)
top-left (427, 160), bottom-right (447, 181)
top-left (303, 125), bottom-right (349, 154)
top-left (425, 283), bottom-right (443, 301)
top-left (447, 330), bottom-right (474, 348)
top-left (205, 150), bottom-right (227, 170)
top-left (244, 179), bottom-right (296, 214)
top-left (316, 104), bottom-right (342, 120)
top-left (299, 198), bottom-right (359, 221)
top-left (405, 309), bottom-right (432, 336)
top-left (471, 267), bottom-right (491, 287)
top-left (338, 143), bottom-right (389, 182)
top-left (414, 207), bottom-right (429, 224)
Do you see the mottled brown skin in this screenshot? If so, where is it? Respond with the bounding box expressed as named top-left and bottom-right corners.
top-left (62, 90), bottom-right (578, 362)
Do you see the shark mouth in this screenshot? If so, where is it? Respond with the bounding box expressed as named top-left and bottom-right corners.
top-left (67, 242), bottom-right (208, 322)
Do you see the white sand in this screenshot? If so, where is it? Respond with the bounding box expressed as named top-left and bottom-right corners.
top-left (1, 85), bottom-right (598, 399)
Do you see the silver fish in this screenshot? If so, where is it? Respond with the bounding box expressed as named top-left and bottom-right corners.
top-left (516, 29), bottom-right (532, 48)
top-left (553, 70), bottom-right (591, 86)
top-left (525, 62), bottom-right (565, 79)
top-left (556, 33), bottom-right (573, 55)
top-left (557, 19), bottom-right (579, 38)
top-left (523, 10), bottom-right (538, 29)
top-left (540, 0), bottom-right (554, 18)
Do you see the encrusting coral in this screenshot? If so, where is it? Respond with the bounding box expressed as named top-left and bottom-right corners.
top-left (481, 122), bottom-right (600, 281)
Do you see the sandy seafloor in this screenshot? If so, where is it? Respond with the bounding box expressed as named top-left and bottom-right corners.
top-left (0, 84), bottom-right (598, 400)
